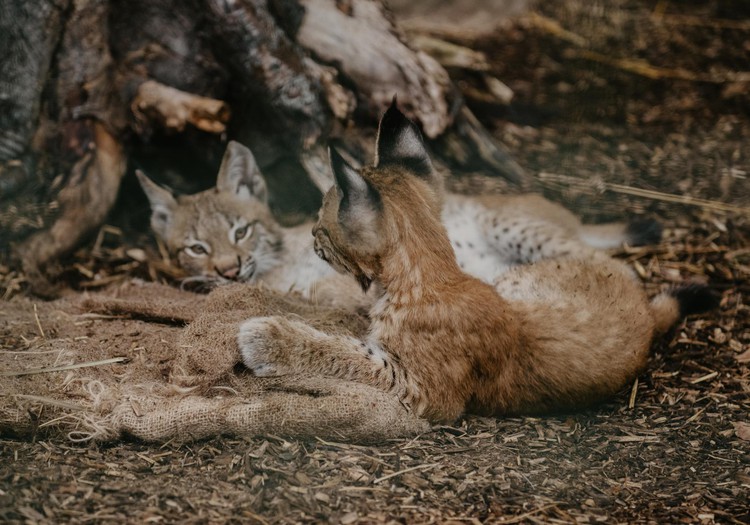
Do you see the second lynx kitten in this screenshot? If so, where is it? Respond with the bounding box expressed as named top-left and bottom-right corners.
top-left (138, 142), bottom-right (660, 299)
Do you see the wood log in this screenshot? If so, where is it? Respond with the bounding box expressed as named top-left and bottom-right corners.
top-left (19, 123), bottom-right (126, 297)
top-left (0, 0), bottom-right (68, 165)
top-left (0, 0), bottom-right (531, 296)
top-left (297, 0), bottom-right (453, 138)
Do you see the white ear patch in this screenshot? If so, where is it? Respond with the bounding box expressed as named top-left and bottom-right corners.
top-left (236, 185), bottom-right (252, 200)
top-left (150, 204), bottom-right (173, 237)
top-left (375, 102), bottom-right (432, 176)
top-left (390, 126), bottom-right (427, 163)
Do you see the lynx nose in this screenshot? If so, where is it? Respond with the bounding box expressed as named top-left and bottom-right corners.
top-left (215, 258), bottom-right (241, 280)
top-left (220, 266), bottom-right (240, 279)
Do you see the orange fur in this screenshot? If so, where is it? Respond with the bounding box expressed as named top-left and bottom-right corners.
top-left (239, 103), bottom-right (694, 423)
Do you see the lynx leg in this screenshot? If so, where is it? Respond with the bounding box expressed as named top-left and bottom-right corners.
top-left (238, 316), bottom-right (408, 394)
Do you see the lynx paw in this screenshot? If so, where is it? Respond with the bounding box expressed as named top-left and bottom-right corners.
top-left (238, 316), bottom-right (291, 377)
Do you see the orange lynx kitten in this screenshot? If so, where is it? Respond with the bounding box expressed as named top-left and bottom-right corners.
top-left (137, 144), bottom-right (661, 296)
top-left (237, 102), bottom-right (717, 423)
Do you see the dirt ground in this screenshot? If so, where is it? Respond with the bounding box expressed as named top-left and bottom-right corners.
top-left (2, 0), bottom-right (749, 523)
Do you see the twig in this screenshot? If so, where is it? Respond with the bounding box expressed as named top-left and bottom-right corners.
top-left (568, 49), bottom-right (750, 83)
top-left (538, 172), bottom-right (750, 215)
top-left (372, 463), bottom-right (439, 484)
top-left (628, 377), bottom-right (639, 409)
top-left (497, 503), bottom-right (561, 524)
top-left (1, 357), bottom-right (128, 377)
top-left (684, 407), bottom-right (707, 425)
top-left (38, 413), bottom-right (83, 428)
top-left (609, 435), bottom-right (660, 443)
top-left (652, 12), bottom-right (750, 31)
top-left (0, 349), bottom-right (61, 354)
top-left (528, 13), bottom-right (588, 46)
top-left (12, 395), bottom-right (83, 411)
top-left (690, 371), bottom-right (719, 384)
top-left (315, 437), bottom-right (371, 450)
top-left (408, 34), bottom-right (490, 71)
top-left (33, 304), bottom-right (46, 339)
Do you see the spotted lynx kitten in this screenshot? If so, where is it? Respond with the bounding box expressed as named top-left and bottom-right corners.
top-left (138, 143), bottom-right (660, 301)
top-left (237, 101), bottom-right (717, 422)
top-left (136, 147), bottom-right (327, 295)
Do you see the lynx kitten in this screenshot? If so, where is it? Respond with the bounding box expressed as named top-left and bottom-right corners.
top-left (138, 144), bottom-right (660, 301)
top-left (237, 101), bottom-right (717, 422)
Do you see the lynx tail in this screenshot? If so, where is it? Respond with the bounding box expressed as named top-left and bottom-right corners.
top-left (650, 284), bottom-right (720, 335)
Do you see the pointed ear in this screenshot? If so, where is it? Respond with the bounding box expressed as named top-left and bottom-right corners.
top-left (329, 147), bottom-right (381, 239)
top-left (216, 141), bottom-right (268, 203)
top-left (136, 169), bottom-right (176, 240)
top-left (375, 98), bottom-right (433, 177)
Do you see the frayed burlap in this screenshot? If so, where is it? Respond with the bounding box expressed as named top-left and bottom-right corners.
top-left (79, 280), bottom-right (208, 324)
top-left (1, 281), bottom-right (428, 444)
top-left (170, 284), bottom-right (369, 386)
top-left (91, 377), bottom-right (426, 444)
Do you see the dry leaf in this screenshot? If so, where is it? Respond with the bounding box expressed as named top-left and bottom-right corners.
top-left (736, 348), bottom-right (750, 363)
top-left (734, 422), bottom-right (750, 441)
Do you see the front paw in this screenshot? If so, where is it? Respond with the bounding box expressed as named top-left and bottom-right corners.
top-left (238, 316), bottom-right (291, 377)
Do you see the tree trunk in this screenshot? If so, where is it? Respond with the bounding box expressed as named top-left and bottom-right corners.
top-left (0, 0), bottom-right (529, 296)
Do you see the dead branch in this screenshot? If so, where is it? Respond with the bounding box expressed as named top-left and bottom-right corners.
top-left (408, 35), bottom-right (490, 71)
top-left (297, 0), bottom-right (453, 138)
top-left (131, 81), bottom-right (230, 134)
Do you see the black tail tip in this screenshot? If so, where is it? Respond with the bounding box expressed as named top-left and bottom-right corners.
top-left (625, 218), bottom-right (663, 246)
top-left (671, 284), bottom-right (721, 317)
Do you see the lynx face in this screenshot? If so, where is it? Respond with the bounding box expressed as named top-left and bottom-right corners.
top-left (137, 142), bottom-right (283, 287)
top-left (313, 152), bottom-right (386, 292)
top-left (313, 102), bottom-right (446, 293)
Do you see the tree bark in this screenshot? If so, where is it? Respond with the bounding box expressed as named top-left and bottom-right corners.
top-left (0, 0), bottom-right (530, 296)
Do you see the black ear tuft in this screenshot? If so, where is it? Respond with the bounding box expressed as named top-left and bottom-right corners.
top-left (328, 146), bottom-right (382, 247)
top-left (329, 146), bottom-right (380, 211)
top-left (625, 218), bottom-right (663, 246)
top-left (375, 98), bottom-right (432, 177)
top-left (670, 284), bottom-right (721, 317)
top-left (330, 147), bottom-right (361, 197)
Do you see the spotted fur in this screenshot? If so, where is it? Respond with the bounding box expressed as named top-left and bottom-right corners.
top-left (140, 142), bottom-right (659, 300)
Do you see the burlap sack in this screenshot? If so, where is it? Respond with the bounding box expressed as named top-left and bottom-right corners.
top-left (1, 281), bottom-right (429, 443)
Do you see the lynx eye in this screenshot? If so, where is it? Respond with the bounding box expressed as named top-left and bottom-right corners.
top-left (234, 223), bottom-right (253, 243)
top-left (185, 243), bottom-right (209, 257)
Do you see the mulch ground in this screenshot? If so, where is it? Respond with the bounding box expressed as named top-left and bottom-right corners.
top-left (2, 0), bottom-right (749, 523)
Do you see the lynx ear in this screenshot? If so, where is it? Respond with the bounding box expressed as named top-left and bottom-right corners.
top-left (136, 169), bottom-right (176, 240)
top-left (375, 97), bottom-right (433, 177)
top-left (216, 141), bottom-right (268, 203)
top-left (329, 146), bottom-right (381, 240)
